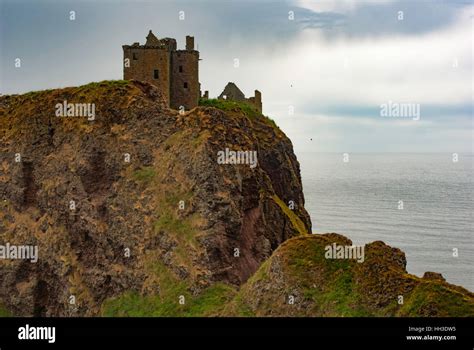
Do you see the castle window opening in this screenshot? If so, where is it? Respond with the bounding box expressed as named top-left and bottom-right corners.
top-left (179, 65), bottom-right (183, 73)
top-left (184, 82), bottom-right (188, 89)
top-left (154, 69), bottom-right (159, 79)
top-left (132, 53), bottom-right (138, 60)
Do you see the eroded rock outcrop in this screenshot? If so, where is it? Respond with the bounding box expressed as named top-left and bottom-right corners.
top-left (226, 234), bottom-right (474, 317)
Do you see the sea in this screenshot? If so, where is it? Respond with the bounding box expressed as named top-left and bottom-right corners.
top-left (298, 152), bottom-right (473, 291)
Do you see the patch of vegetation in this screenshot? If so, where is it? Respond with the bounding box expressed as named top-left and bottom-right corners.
top-left (186, 283), bottom-right (237, 316)
top-left (154, 191), bottom-right (196, 238)
top-left (228, 235), bottom-right (373, 317)
top-left (280, 236), bottom-right (368, 316)
top-left (308, 268), bottom-right (370, 316)
top-left (73, 80), bottom-right (132, 102)
top-left (102, 260), bottom-right (187, 317)
top-left (154, 211), bottom-right (195, 241)
top-left (20, 81), bottom-right (130, 100)
top-left (271, 194), bottom-right (308, 235)
top-left (0, 304), bottom-right (12, 317)
top-left (199, 98), bottom-right (280, 132)
top-left (199, 98), bottom-right (260, 119)
top-left (397, 282), bottom-right (474, 317)
top-left (22, 89), bottom-right (55, 99)
top-left (228, 294), bottom-right (256, 317)
top-left (153, 190), bottom-right (198, 260)
top-left (133, 167), bottom-right (156, 184)
top-left (79, 80), bottom-right (130, 89)
top-left (101, 280), bottom-right (236, 317)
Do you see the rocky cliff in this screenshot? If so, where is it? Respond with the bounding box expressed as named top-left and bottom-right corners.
top-left (0, 81), bottom-right (472, 317)
top-left (0, 80), bottom-right (310, 316)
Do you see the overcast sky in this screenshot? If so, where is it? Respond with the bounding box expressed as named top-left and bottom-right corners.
top-left (1, 0), bottom-right (472, 152)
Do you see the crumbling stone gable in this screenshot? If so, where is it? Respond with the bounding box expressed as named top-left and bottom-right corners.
top-left (218, 82), bottom-right (262, 113)
top-left (218, 82), bottom-right (246, 101)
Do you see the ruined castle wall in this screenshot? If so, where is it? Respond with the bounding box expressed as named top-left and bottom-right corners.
top-left (170, 50), bottom-right (199, 110)
top-left (252, 90), bottom-right (262, 113)
top-left (218, 84), bottom-right (246, 101)
top-left (123, 46), bottom-right (171, 105)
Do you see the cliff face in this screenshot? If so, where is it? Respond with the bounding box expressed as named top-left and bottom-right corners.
top-left (0, 80), bottom-right (311, 316)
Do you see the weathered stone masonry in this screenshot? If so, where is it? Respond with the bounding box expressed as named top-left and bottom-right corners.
top-left (123, 30), bottom-right (200, 110)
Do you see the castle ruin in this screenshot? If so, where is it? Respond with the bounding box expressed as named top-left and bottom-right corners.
top-left (123, 31), bottom-right (262, 112)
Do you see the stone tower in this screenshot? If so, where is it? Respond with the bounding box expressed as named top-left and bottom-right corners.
top-left (122, 30), bottom-right (200, 110)
top-left (170, 35), bottom-right (200, 111)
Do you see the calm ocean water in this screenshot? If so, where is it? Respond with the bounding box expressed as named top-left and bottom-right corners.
top-left (298, 153), bottom-right (473, 291)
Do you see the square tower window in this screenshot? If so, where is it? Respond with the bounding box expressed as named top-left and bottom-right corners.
top-left (133, 53), bottom-right (138, 60)
top-left (184, 82), bottom-right (188, 89)
top-left (179, 65), bottom-right (183, 73)
top-left (154, 70), bottom-right (159, 79)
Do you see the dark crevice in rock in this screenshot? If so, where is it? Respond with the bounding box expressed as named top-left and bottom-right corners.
top-left (80, 150), bottom-right (109, 195)
top-left (33, 280), bottom-right (48, 317)
top-left (22, 161), bottom-right (37, 208)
